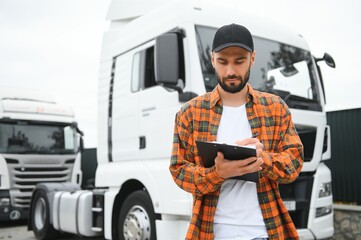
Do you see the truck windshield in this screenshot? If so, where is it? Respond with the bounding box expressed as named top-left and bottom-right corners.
top-left (195, 25), bottom-right (322, 111)
top-left (0, 121), bottom-right (77, 154)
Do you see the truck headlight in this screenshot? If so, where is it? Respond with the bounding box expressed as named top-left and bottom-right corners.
top-left (0, 198), bottom-right (10, 207)
top-left (319, 182), bottom-right (332, 198)
top-left (316, 205), bottom-right (333, 217)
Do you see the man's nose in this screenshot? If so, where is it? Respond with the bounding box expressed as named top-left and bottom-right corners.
top-left (226, 65), bottom-right (236, 76)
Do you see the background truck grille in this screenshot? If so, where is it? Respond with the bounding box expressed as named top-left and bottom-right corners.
top-left (6, 156), bottom-right (76, 209)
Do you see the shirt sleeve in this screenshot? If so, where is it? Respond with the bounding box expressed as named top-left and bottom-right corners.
top-left (261, 100), bottom-right (304, 184)
top-left (169, 111), bottom-right (224, 197)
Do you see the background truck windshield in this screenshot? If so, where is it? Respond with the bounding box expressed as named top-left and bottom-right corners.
top-left (195, 25), bottom-right (322, 111)
top-left (0, 121), bottom-right (77, 154)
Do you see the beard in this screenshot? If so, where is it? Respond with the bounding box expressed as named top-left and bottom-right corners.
top-left (216, 66), bottom-right (251, 94)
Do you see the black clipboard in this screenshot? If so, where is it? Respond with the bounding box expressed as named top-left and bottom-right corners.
top-left (196, 140), bottom-right (259, 183)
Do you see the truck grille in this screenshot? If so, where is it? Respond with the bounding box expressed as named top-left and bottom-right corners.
top-left (295, 125), bottom-right (316, 162)
top-left (279, 172), bottom-right (314, 229)
top-left (6, 157), bottom-right (75, 209)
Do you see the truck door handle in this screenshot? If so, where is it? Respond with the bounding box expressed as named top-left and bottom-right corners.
top-left (139, 136), bottom-right (146, 149)
top-left (142, 107), bottom-right (156, 117)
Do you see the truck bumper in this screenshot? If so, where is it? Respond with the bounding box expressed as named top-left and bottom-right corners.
top-left (0, 190), bottom-right (28, 221)
top-left (156, 219), bottom-right (189, 240)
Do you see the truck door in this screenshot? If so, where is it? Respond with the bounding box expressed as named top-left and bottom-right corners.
top-left (135, 41), bottom-right (183, 160)
top-left (111, 51), bottom-right (140, 162)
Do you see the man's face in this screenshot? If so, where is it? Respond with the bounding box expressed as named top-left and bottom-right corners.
top-left (212, 46), bottom-right (255, 94)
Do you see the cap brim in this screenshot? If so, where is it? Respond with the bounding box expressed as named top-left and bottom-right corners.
top-left (213, 42), bottom-right (253, 53)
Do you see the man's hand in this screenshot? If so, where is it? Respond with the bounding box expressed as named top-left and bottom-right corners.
top-left (215, 138), bottom-right (263, 179)
top-left (235, 138), bottom-right (263, 160)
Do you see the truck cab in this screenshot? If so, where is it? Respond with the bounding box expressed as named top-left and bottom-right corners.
top-left (0, 87), bottom-right (83, 221)
top-left (97, 1), bottom-right (334, 238)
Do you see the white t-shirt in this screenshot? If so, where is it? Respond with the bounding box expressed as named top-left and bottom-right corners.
top-left (213, 104), bottom-right (268, 240)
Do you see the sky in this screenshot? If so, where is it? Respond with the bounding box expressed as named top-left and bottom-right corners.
top-left (0, 0), bottom-right (360, 148)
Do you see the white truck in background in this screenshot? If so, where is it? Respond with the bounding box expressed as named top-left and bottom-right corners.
top-left (0, 87), bottom-right (83, 221)
top-left (28, 0), bottom-right (336, 239)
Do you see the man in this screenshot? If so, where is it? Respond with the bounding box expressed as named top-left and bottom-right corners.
top-left (170, 23), bottom-right (303, 240)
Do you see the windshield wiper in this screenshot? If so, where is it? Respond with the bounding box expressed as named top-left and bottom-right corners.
top-left (4, 149), bottom-right (74, 154)
top-left (267, 89), bottom-right (292, 101)
top-left (286, 94), bottom-right (316, 103)
top-left (56, 149), bottom-right (77, 154)
top-left (4, 149), bottom-right (42, 154)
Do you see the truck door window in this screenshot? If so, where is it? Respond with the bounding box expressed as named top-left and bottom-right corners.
top-left (131, 46), bottom-right (156, 92)
top-left (64, 126), bottom-right (76, 150)
top-left (131, 52), bottom-right (141, 92)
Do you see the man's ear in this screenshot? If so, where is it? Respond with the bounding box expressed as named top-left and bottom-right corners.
top-left (250, 51), bottom-right (256, 67)
top-left (211, 52), bottom-right (215, 68)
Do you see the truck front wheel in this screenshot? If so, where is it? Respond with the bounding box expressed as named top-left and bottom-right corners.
top-left (116, 190), bottom-right (157, 240)
top-left (30, 190), bottom-right (59, 240)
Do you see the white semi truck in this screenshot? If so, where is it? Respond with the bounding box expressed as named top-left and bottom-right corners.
top-left (28, 0), bottom-right (335, 239)
top-left (0, 87), bottom-right (83, 221)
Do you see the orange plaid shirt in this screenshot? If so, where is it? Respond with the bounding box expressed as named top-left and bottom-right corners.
top-left (170, 84), bottom-right (303, 240)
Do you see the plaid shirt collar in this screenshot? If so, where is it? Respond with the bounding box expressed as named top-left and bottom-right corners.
top-left (209, 83), bottom-right (259, 108)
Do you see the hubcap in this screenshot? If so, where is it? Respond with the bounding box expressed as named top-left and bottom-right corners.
top-left (123, 205), bottom-right (151, 240)
top-left (34, 197), bottom-right (46, 230)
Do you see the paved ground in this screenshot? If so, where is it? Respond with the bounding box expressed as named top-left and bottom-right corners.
top-left (333, 206), bottom-right (361, 240)
top-left (0, 220), bottom-right (35, 240)
top-left (2, 207), bottom-right (361, 240)
top-left (0, 220), bottom-right (105, 240)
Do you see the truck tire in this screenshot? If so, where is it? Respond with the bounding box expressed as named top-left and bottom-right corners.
top-left (30, 189), bottom-right (59, 240)
top-left (116, 190), bottom-right (157, 240)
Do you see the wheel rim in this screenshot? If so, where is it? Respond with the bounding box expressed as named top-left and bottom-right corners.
top-left (123, 205), bottom-right (151, 240)
top-left (34, 197), bottom-right (46, 230)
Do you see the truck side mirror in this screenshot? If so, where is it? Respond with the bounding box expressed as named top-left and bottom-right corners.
top-left (154, 33), bottom-right (180, 88)
top-left (323, 53), bottom-right (336, 68)
top-left (315, 52), bottom-right (336, 68)
top-left (79, 137), bottom-right (84, 153)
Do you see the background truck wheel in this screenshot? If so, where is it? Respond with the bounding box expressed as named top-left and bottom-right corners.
top-left (116, 190), bottom-right (157, 240)
top-left (30, 190), bottom-right (59, 240)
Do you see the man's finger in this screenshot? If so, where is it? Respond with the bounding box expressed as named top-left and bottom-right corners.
top-left (215, 152), bottom-right (224, 164)
top-left (235, 137), bottom-right (259, 146)
top-left (230, 156), bottom-right (257, 167)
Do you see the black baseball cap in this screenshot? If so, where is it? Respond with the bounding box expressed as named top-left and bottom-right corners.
top-left (212, 23), bottom-right (254, 53)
